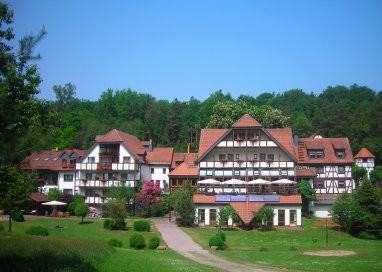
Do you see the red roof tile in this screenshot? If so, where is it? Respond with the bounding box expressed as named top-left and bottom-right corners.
top-left (171, 153), bottom-right (186, 169)
top-left (296, 168), bottom-right (317, 177)
top-left (232, 114), bottom-right (262, 127)
top-left (169, 153), bottom-right (198, 177)
top-left (354, 148), bottom-right (375, 158)
top-left (193, 195), bottom-right (302, 224)
top-left (146, 147), bottom-right (173, 165)
top-left (197, 129), bottom-right (227, 158)
top-left (267, 128), bottom-right (297, 159)
top-left (96, 129), bottom-right (147, 162)
top-left (298, 138), bottom-right (353, 164)
top-left (29, 192), bottom-right (49, 202)
top-left (22, 149), bottom-right (84, 171)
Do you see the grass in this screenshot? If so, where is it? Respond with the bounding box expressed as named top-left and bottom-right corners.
top-left (0, 218), bottom-right (216, 272)
top-left (182, 217), bottom-right (382, 272)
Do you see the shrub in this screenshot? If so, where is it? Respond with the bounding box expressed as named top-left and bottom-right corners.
top-left (108, 239), bottom-right (123, 247)
top-left (149, 236), bottom-right (160, 249)
top-left (259, 246), bottom-right (268, 252)
top-left (88, 206), bottom-right (100, 217)
top-left (150, 201), bottom-right (164, 217)
top-left (12, 210), bottom-right (24, 222)
top-left (0, 224), bottom-right (4, 231)
top-left (217, 232), bottom-right (226, 242)
top-left (103, 218), bottom-right (126, 230)
top-left (25, 226), bottom-right (49, 236)
top-left (75, 203), bottom-right (89, 223)
top-left (208, 235), bottom-right (224, 250)
top-left (358, 231), bottom-right (377, 240)
top-left (133, 220), bottom-right (150, 232)
top-left (129, 233), bottom-right (145, 249)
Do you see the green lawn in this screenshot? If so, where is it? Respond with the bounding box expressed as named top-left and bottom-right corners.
top-left (182, 217), bottom-right (382, 272)
top-left (0, 217), bottom-right (216, 272)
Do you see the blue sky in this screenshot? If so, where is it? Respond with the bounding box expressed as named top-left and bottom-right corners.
top-left (8, 0), bottom-right (382, 101)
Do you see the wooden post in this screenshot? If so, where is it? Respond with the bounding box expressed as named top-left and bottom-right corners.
top-left (325, 218), bottom-right (329, 251)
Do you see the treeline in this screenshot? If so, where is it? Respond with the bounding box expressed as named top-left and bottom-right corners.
top-left (16, 84), bottom-right (382, 164)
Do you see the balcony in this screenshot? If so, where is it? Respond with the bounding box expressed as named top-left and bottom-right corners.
top-left (76, 162), bottom-right (138, 171)
top-left (217, 140), bottom-right (277, 148)
top-left (77, 179), bottom-right (136, 188)
top-left (196, 183), bottom-right (297, 195)
top-left (199, 161), bottom-right (295, 168)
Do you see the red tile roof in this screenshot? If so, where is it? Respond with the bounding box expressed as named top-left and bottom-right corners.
top-left (231, 114), bottom-right (262, 127)
top-left (316, 194), bottom-right (339, 200)
top-left (169, 153), bottom-right (199, 177)
top-left (146, 147), bottom-right (173, 165)
top-left (96, 129), bottom-right (147, 162)
top-left (298, 138), bottom-right (353, 164)
top-left (171, 153), bottom-right (186, 169)
top-left (197, 128), bottom-right (227, 158)
top-left (193, 195), bottom-right (302, 224)
top-left (296, 168), bottom-right (317, 177)
top-left (29, 192), bottom-right (49, 203)
top-left (22, 149), bottom-right (84, 171)
top-left (267, 128), bottom-right (297, 159)
top-left (354, 148), bottom-right (375, 158)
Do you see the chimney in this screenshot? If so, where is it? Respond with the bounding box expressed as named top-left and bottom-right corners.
top-left (52, 147), bottom-right (58, 152)
top-left (187, 143), bottom-right (190, 154)
top-left (148, 139), bottom-right (153, 152)
top-left (293, 135), bottom-right (299, 147)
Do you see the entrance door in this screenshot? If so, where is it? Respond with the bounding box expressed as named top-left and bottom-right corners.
top-left (278, 210), bottom-right (285, 226)
top-left (198, 209), bottom-right (205, 226)
top-left (290, 210), bottom-right (297, 226)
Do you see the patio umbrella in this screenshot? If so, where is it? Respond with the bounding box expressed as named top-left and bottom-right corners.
top-left (197, 178), bottom-right (221, 184)
top-left (222, 178), bottom-right (247, 185)
top-left (42, 200), bottom-right (67, 216)
top-left (247, 178), bottom-right (271, 184)
top-left (271, 178), bottom-right (294, 184)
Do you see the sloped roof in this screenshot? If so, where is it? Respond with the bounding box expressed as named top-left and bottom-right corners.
top-left (296, 168), bottom-right (317, 177)
top-left (267, 128), bottom-right (297, 159)
top-left (354, 148), bottom-right (375, 158)
top-left (169, 153), bottom-right (199, 177)
top-left (231, 114), bottom-right (262, 127)
top-left (193, 194), bottom-right (302, 224)
top-left (298, 138), bottom-right (353, 164)
top-left (29, 192), bottom-right (49, 203)
top-left (171, 153), bottom-right (186, 169)
top-left (96, 129), bottom-right (147, 162)
top-left (21, 149), bottom-right (84, 171)
top-left (197, 128), bottom-right (227, 158)
top-left (146, 147), bottom-right (173, 165)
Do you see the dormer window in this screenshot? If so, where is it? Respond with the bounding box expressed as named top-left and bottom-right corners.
top-left (34, 157), bottom-right (40, 161)
top-left (308, 150), bottom-right (324, 159)
top-left (336, 150), bottom-right (345, 159)
top-left (44, 158), bottom-right (49, 161)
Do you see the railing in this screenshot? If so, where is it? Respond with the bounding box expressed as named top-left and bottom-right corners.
top-left (199, 170), bottom-right (295, 177)
top-left (217, 140), bottom-right (277, 148)
top-left (196, 184), bottom-right (297, 195)
top-left (76, 162), bottom-right (138, 171)
top-left (199, 161), bottom-right (295, 168)
top-left (77, 179), bottom-right (136, 187)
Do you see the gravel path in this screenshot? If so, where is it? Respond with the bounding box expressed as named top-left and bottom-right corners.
top-left (152, 217), bottom-right (277, 272)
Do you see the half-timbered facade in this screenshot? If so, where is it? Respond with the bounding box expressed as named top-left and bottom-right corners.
top-left (354, 147), bottom-right (375, 179)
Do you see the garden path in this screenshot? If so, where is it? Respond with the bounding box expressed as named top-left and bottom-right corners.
top-left (152, 217), bottom-right (277, 272)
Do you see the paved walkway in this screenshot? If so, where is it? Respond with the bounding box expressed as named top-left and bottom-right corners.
top-left (152, 217), bottom-right (276, 272)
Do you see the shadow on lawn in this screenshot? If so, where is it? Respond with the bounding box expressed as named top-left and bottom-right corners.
top-left (0, 253), bottom-right (97, 272)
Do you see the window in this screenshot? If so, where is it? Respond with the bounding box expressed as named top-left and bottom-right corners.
top-left (162, 168), bottom-right (166, 174)
top-left (121, 173), bottom-right (128, 180)
top-left (281, 170), bottom-right (288, 176)
top-left (219, 154), bottom-right (226, 161)
top-left (278, 210), bottom-right (285, 226)
top-left (44, 158), bottom-right (49, 161)
top-left (64, 174), bottom-right (73, 182)
top-left (88, 157), bottom-right (95, 163)
top-left (63, 189), bottom-right (73, 195)
top-left (123, 156), bottom-right (131, 163)
top-left (206, 170), bottom-right (213, 176)
top-left (127, 173), bottom-right (134, 180)
top-left (86, 173), bottom-right (94, 180)
top-left (338, 181), bottom-right (345, 188)
top-left (253, 154), bottom-right (258, 160)
top-left (267, 154), bottom-right (274, 161)
top-left (85, 189), bottom-right (94, 197)
top-left (198, 209), bottom-right (205, 225)
top-left (336, 150), bottom-right (345, 159)
top-left (151, 168), bottom-right (154, 174)
top-left (308, 150), bottom-right (324, 159)
top-left (227, 154), bottom-right (234, 161)
top-left (290, 210), bottom-right (297, 226)
top-left (316, 181), bottom-right (325, 188)
top-left (260, 153), bottom-right (266, 161)
top-left (235, 154), bottom-right (240, 160)
top-left (62, 159), bottom-right (67, 168)
top-left (253, 170), bottom-right (259, 176)
top-left (234, 170), bottom-right (240, 176)
top-left (34, 157), bottom-right (40, 161)
top-left (316, 166), bottom-right (325, 174)
top-left (363, 158), bottom-right (368, 163)
top-left (338, 166), bottom-right (345, 174)
top-left (210, 209), bottom-right (217, 226)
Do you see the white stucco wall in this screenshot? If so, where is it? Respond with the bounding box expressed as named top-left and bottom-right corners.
top-left (58, 171), bottom-right (76, 194)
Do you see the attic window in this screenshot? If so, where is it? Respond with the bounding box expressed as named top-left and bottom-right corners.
top-left (44, 158), bottom-right (49, 161)
top-left (308, 150), bottom-right (324, 159)
top-left (34, 157), bottom-right (40, 161)
top-left (53, 158), bottom-right (58, 161)
top-left (336, 150), bottom-right (345, 159)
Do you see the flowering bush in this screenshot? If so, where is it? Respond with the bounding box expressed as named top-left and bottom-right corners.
top-left (88, 207), bottom-right (100, 218)
top-left (141, 180), bottom-right (161, 203)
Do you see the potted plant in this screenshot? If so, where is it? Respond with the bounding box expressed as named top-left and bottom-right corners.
top-left (100, 178), bottom-right (107, 182)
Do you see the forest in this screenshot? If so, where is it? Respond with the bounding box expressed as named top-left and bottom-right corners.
top-left (11, 83), bottom-right (382, 165)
